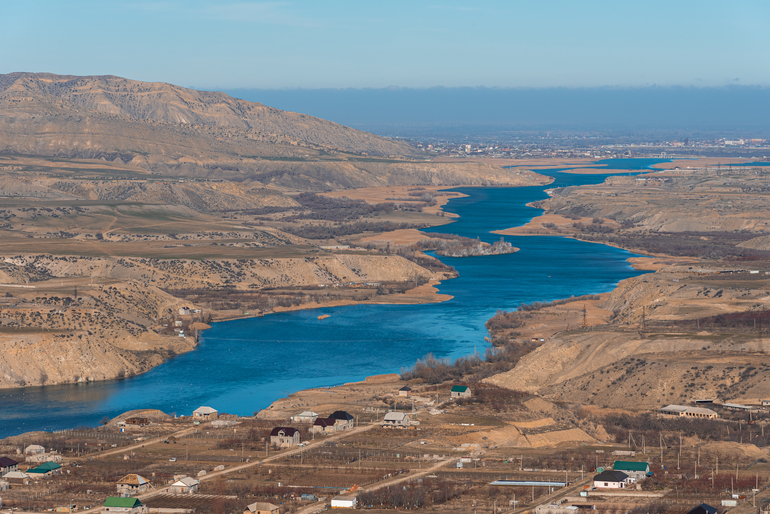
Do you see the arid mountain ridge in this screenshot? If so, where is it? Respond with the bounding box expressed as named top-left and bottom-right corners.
top-left (0, 72), bottom-right (537, 192)
top-left (0, 72), bottom-right (412, 157)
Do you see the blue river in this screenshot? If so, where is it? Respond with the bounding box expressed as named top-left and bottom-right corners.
top-left (0, 158), bottom-right (666, 438)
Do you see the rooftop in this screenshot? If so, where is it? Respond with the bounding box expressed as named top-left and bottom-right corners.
top-left (104, 498), bottom-right (143, 508)
top-left (613, 461), bottom-right (649, 472)
top-left (28, 462), bottom-right (62, 473)
top-left (117, 474), bottom-right (149, 485)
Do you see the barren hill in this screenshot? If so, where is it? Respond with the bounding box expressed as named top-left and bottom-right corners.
top-left (0, 72), bottom-right (413, 158)
top-left (0, 73), bottom-right (543, 191)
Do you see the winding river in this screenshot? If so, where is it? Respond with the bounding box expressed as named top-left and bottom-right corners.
top-left (0, 159), bottom-right (666, 438)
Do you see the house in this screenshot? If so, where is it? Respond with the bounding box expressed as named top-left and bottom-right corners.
top-left (2, 471), bottom-right (30, 485)
top-left (613, 461), bottom-right (650, 481)
top-left (762, 399), bottom-right (770, 407)
top-left (382, 411), bottom-right (411, 428)
top-left (168, 476), bottom-right (199, 494)
top-left (179, 307), bottom-right (191, 316)
top-left (593, 470), bottom-right (629, 489)
top-left (659, 405), bottom-right (718, 419)
top-left (450, 385), bottom-right (471, 399)
top-left (311, 417), bottom-right (337, 434)
top-left (270, 427), bottom-right (300, 447)
top-left (26, 451), bottom-right (63, 464)
top-left (192, 406), bottom-right (218, 421)
top-left (103, 497), bottom-right (147, 514)
top-left (331, 495), bottom-right (357, 509)
top-left (0, 457), bottom-right (18, 475)
top-left (244, 501), bottom-right (279, 514)
top-left (24, 444), bottom-right (45, 455)
top-left (686, 504), bottom-right (718, 514)
top-left (27, 462), bottom-right (62, 477)
top-left (329, 410), bottom-right (355, 430)
top-left (117, 474), bottom-right (152, 495)
top-left (398, 386), bottom-right (412, 397)
top-left (292, 411), bottom-right (318, 423)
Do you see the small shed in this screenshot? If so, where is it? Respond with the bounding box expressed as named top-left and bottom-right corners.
top-left (104, 497), bottom-right (147, 514)
top-left (192, 406), bottom-right (218, 421)
top-left (398, 386), bottom-right (412, 397)
top-left (382, 411), bottom-right (411, 428)
top-left (168, 476), bottom-right (199, 494)
top-left (270, 427), bottom-right (300, 447)
top-left (593, 470), bottom-right (629, 489)
top-left (450, 385), bottom-right (471, 399)
top-left (27, 462), bottom-right (62, 477)
top-left (0, 457), bottom-right (19, 475)
top-left (244, 501), bottom-right (279, 514)
top-left (117, 474), bottom-right (152, 495)
top-left (331, 495), bottom-right (357, 509)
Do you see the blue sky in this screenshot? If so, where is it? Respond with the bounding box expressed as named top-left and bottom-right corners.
top-left (1, 0), bottom-right (769, 89)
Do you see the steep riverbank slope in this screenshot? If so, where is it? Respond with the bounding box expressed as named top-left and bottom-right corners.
top-left (487, 164), bottom-right (770, 409)
top-left (0, 253), bottom-right (449, 389)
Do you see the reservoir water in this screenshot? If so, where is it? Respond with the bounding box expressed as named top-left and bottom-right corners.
top-left (0, 159), bottom-right (667, 438)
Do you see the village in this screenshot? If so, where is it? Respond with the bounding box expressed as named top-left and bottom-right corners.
top-left (2, 377), bottom-right (770, 514)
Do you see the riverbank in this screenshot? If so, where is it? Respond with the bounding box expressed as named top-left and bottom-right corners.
top-left (0, 172), bottom-right (653, 437)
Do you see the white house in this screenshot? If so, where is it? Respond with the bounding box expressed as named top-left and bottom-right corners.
top-left (24, 445), bottom-right (45, 455)
top-left (331, 495), bottom-right (357, 509)
top-left (593, 470), bottom-right (629, 489)
top-left (292, 411), bottom-right (318, 423)
top-left (382, 411), bottom-right (411, 428)
top-left (192, 406), bottom-right (218, 421)
top-left (168, 476), bottom-right (199, 494)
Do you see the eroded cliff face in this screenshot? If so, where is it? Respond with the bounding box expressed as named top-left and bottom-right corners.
top-left (0, 253), bottom-right (446, 389)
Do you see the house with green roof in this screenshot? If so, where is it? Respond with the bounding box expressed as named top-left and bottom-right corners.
top-left (103, 497), bottom-right (146, 514)
top-left (26, 461), bottom-right (62, 476)
top-left (613, 461), bottom-right (651, 480)
top-left (450, 385), bottom-right (471, 399)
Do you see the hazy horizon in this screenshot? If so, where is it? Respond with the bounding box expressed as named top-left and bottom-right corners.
top-left (224, 85), bottom-right (770, 138)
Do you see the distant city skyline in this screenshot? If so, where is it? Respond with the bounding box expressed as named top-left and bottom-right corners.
top-left (2, 0), bottom-right (769, 89)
